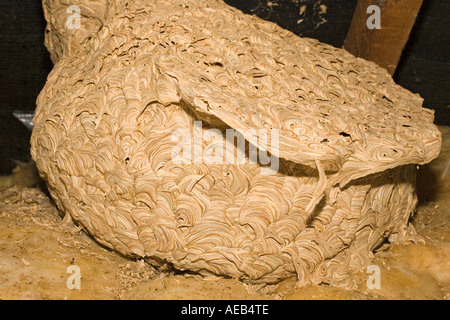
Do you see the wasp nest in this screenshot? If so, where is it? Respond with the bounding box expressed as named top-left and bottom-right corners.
top-left (31, 0), bottom-right (441, 286)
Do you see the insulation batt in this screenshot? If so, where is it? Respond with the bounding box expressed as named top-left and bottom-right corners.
top-left (31, 0), bottom-right (442, 287)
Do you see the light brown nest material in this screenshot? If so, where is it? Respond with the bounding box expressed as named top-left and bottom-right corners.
top-left (31, 0), bottom-right (441, 286)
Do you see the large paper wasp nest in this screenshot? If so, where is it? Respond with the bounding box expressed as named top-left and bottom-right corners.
top-left (31, 0), bottom-right (441, 286)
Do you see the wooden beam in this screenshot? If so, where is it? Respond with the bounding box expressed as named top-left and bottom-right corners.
top-left (344, 0), bottom-right (423, 75)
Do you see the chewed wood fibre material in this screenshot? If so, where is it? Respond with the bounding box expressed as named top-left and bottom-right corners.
top-left (31, 0), bottom-right (441, 286)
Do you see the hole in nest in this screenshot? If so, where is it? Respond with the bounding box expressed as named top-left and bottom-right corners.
top-left (204, 61), bottom-right (224, 68)
top-left (339, 132), bottom-right (351, 138)
top-left (382, 95), bottom-right (393, 104)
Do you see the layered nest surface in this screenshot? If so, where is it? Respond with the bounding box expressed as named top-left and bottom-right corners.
top-left (31, 0), bottom-right (441, 286)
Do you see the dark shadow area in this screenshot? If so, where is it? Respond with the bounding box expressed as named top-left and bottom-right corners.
top-left (394, 0), bottom-right (450, 126)
top-left (0, 0), bottom-right (53, 174)
top-left (416, 163), bottom-right (441, 204)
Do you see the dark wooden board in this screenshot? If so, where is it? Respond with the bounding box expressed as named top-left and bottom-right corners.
top-left (344, 0), bottom-right (424, 76)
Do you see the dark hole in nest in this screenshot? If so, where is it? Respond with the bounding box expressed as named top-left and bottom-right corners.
top-left (339, 132), bottom-right (351, 138)
top-left (382, 95), bottom-right (393, 104)
top-left (205, 61), bottom-right (224, 68)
